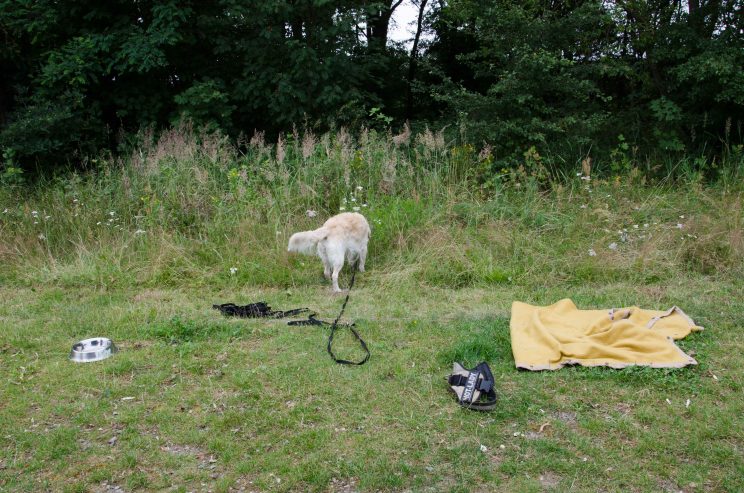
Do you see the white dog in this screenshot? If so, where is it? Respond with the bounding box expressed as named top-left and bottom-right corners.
top-left (287, 212), bottom-right (370, 292)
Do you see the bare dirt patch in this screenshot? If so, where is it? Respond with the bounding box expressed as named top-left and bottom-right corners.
top-left (539, 472), bottom-right (561, 489)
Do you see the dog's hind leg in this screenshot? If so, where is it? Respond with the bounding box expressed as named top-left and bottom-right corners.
top-left (317, 242), bottom-right (332, 279)
top-left (326, 242), bottom-right (345, 292)
top-left (358, 243), bottom-right (367, 272)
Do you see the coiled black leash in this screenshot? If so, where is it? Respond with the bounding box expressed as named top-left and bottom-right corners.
top-left (213, 264), bottom-right (370, 366)
top-left (212, 302), bottom-right (310, 319)
top-left (288, 265), bottom-right (370, 366)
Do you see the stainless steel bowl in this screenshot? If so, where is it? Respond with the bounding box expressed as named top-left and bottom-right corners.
top-left (69, 337), bottom-right (118, 363)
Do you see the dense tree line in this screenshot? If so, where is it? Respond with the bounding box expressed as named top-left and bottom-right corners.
top-left (1, 0), bottom-right (742, 170)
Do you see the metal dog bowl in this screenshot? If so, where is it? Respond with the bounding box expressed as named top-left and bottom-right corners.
top-left (69, 337), bottom-right (118, 363)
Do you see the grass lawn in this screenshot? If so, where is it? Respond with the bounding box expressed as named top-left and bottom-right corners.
top-left (1, 130), bottom-right (743, 491)
top-left (1, 276), bottom-right (742, 492)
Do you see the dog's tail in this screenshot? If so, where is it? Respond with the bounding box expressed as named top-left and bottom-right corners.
top-left (288, 228), bottom-right (327, 255)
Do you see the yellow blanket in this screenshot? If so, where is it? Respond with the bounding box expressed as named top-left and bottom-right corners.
top-left (510, 299), bottom-right (703, 371)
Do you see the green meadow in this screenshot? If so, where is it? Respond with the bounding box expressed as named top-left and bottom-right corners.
top-left (1, 129), bottom-right (742, 492)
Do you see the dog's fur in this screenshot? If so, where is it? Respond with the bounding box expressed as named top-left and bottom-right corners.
top-left (287, 212), bottom-right (370, 292)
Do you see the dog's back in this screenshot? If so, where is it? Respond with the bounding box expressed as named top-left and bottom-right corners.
top-left (322, 212), bottom-right (370, 242)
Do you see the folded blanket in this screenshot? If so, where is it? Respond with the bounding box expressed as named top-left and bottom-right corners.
top-left (510, 299), bottom-right (703, 371)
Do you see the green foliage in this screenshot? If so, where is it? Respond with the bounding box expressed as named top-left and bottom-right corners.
top-left (0, 0), bottom-right (408, 165)
top-left (1, 0), bottom-right (742, 171)
top-left (425, 0), bottom-right (744, 171)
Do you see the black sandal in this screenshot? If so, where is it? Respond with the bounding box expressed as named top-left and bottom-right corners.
top-left (447, 361), bottom-right (498, 411)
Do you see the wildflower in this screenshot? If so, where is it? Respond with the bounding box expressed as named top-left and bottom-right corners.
top-left (679, 215), bottom-right (685, 219)
top-left (353, 206), bottom-right (360, 212)
top-left (229, 267), bottom-right (237, 275)
top-left (73, 198), bottom-right (79, 203)
top-left (339, 206), bottom-right (346, 211)
top-left (351, 197), bottom-right (356, 202)
top-left (2, 208), bottom-right (7, 213)
top-left (581, 176), bottom-right (590, 181)
top-left (306, 210), bottom-right (317, 218)
top-left (576, 172), bottom-right (582, 176)
top-left (676, 223), bottom-right (684, 229)
top-left (608, 242), bottom-right (618, 250)
top-left (109, 211), bottom-right (115, 216)
top-left (479, 445), bottom-right (488, 453)
top-left (362, 203), bottom-right (368, 208)
top-left (33, 221), bottom-right (39, 225)
top-left (44, 215), bottom-right (50, 220)
top-left (588, 249), bottom-right (597, 257)
top-left (31, 210), bottom-right (38, 216)
top-left (38, 234), bottom-right (46, 240)
top-left (580, 204), bottom-right (587, 209)
top-left (633, 224), bottom-right (639, 229)
top-left (96, 221), bottom-right (101, 225)
top-left (643, 224), bottom-right (649, 228)
top-left (356, 186), bottom-right (363, 191)
top-left (134, 229), bottom-right (146, 235)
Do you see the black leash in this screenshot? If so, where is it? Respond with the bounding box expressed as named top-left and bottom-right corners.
top-left (213, 265), bottom-right (370, 366)
top-left (288, 265), bottom-right (370, 366)
top-left (212, 302), bottom-right (310, 319)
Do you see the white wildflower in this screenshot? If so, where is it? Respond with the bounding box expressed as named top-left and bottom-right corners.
top-left (31, 210), bottom-right (38, 216)
top-left (608, 242), bottom-right (618, 250)
top-left (2, 208), bottom-right (8, 213)
top-left (479, 444), bottom-right (488, 453)
top-left (679, 215), bottom-right (685, 219)
top-left (362, 203), bottom-right (368, 208)
top-left (38, 234), bottom-right (46, 240)
top-left (633, 224), bottom-right (639, 229)
top-left (644, 223), bottom-right (649, 228)
top-left (339, 206), bottom-right (346, 211)
top-left (306, 210), bottom-right (317, 218)
top-left (580, 204), bottom-right (587, 209)
top-left (499, 444), bottom-right (506, 450)
top-left (44, 215), bottom-right (50, 220)
top-left (665, 398), bottom-right (672, 405)
top-left (109, 211), bottom-right (115, 216)
top-left (351, 197), bottom-right (356, 202)
top-left (676, 223), bottom-right (684, 229)
top-left (576, 172), bottom-right (582, 176)
top-left (588, 249), bottom-right (597, 257)
top-left (353, 206), bottom-right (360, 212)
top-left (229, 267), bottom-right (238, 275)
top-left (96, 221), bottom-right (101, 225)
top-left (356, 186), bottom-right (363, 191)
top-left (73, 198), bottom-right (79, 203)
top-left (581, 176), bottom-right (590, 181)
top-left (134, 229), bottom-right (146, 235)
top-left (685, 399), bottom-right (691, 408)
top-left (33, 221), bottom-right (39, 225)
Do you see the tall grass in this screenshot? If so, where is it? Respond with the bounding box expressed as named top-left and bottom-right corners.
top-left (0, 124), bottom-right (742, 290)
